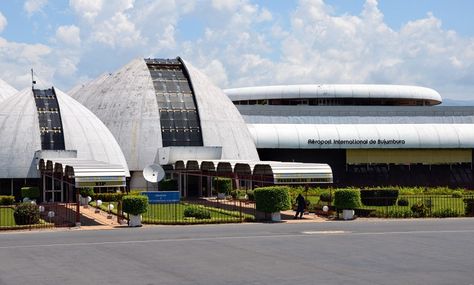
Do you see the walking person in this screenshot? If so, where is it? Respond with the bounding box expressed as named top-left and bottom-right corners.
top-left (294, 194), bottom-right (306, 219)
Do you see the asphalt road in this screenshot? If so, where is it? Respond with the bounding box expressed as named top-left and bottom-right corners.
top-left (1, 218), bottom-right (474, 285)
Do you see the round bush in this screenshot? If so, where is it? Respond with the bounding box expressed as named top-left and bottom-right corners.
top-left (214, 178), bottom-right (232, 194)
top-left (122, 195), bottom-right (148, 216)
top-left (397, 198), bottom-right (409, 206)
top-left (411, 201), bottom-right (428, 217)
top-left (14, 203), bottom-right (40, 225)
top-left (464, 199), bottom-right (474, 216)
top-left (319, 192), bottom-right (333, 203)
top-left (452, 191), bottom-right (463, 198)
top-left (184, 206), bottom-right (211, 219)
top-left (79, 188), bottom-right (94, 198)
top-left (254, 186), bottom-right (291, 213)
top-left (334, 189), bottom-right (361, 210)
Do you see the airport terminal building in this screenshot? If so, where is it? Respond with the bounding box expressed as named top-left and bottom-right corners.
top-left (225, 85), bottom-right (474, 188)
top-left (1, 57), bottom-right (474, 202)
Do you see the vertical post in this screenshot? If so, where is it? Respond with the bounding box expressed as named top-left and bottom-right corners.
top-left (239, 200), bottom-right (243, 222)
top-left (10, 179), bottom-right (13, 196)
top-left (60, 175), bottom-right (64, 202)
top-left (75, 190), bottom-right (80, 227)
top-left (43, 174), bottom-right (46, 202)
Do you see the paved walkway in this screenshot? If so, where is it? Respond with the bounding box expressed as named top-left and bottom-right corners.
top-left (79, 205), bottom-right (126, 229)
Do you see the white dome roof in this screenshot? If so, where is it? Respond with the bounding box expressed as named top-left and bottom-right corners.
top-left (0, 78), bottom-right (18, 102)
top-left (70, 57), bottom-right (259, 171)
top-left (0, 87), bottom-right (129, 178)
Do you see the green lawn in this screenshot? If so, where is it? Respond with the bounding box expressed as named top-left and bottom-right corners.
top-left (94, 201), bottom-right (254, 224)
top-left (0, 207), bottom-right (16, 227)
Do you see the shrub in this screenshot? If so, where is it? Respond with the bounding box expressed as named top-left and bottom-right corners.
top-left (319, 192), bottom-right (333, 203)
top-left (91, 193), bottom-right (124, 202)
top-left (247, 190), bottom-right (255, 201)
top-left (21, 187), bottom-right (40, 199)
top-left (122, 195), bottom-right (148, 216)
top-left (159, 179), bottom-right (178, 191)
top-left (360, 189), bottom-right (399, 206)
top-left (432, 209), bottom-right (460, 218)
top-left (334, 189), bottom-right (361, 210)
top-left (0, 195), bottom-right (15, 205)
top-left (452, 191), bottom-right (463, 198)
top-left (397, 198), bottom-right (409, 206)
top-left (254, 186), bottom-right (291, 213)
top-left (386, 209), bottom-right (413, 218)
top-left (230, 190), bottom-right (247, 199)
top-left (79, 188), bottom-right (94, 198)
top-left (13, 203), bottom-right (40, 225)
top-left (214, 178), bottom-right (232, 194)
top-left (464, 199), bottom-right (474, 216)
top-left (411, 201), bottom-right (428, 217)
top-left (184, 206), bottom-right (211, 219)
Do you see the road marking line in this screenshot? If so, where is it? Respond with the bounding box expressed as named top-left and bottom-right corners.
top-left (302, 231), bottom-right (347, 234)
top-left (1, 229), bottom-right (473, 250)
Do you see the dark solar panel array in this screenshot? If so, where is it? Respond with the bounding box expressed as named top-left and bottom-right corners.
top-left (33, 88), bottom-right (65, 150)
top-left (146, 58), bottom-right (204, 147)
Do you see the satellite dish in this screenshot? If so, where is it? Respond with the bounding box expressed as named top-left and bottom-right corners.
top-left (143, 164), bottom-right (165, 183)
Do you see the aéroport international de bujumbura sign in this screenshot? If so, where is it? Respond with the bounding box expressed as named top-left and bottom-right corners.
top-left (307, 139), bottom-right (406, 146)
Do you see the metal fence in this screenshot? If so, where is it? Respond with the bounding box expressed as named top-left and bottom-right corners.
top-left (356, 195), bottom-right (474, 218)
top-left (141, 198), bottom-right (256, 225)
top-left (0, 202), bottom-right (78, 231)
top-left (301, 193), bottom-right (474, 218)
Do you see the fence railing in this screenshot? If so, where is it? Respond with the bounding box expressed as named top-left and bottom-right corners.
top-left (301, 193), bottom-right (474, 218)
top-left (0, 202), bottom-right (78, 231)
top-left (141, 198), bottom-right (256, 225)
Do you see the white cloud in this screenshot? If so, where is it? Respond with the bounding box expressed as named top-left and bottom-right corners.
top-left (69, 0), bottom-right (103, 21)
top-left (0, 11), bottom-right (6, 33)
top-left (24, 0), bottom-right (48, 16)
top-left (56, 25), bottom-right (81, 47)
top-left (91, 12), bottom-right (141, 48)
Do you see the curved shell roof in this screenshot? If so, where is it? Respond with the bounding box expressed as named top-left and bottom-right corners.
top-left (225, 84), bottom-right (442, 104)
top-left (248, 123), bottom-right (474, 149)
top-left (0, 87), bottom-right (129, 178)
top-left (70, 58), bottom-right (259, 171)
top-left (0, 78), bottom-right (18, 102)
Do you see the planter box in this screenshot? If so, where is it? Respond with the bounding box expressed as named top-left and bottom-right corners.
top-left (271, 212), bottom-right (281, 222)
top-left (342, 209), bottom-right (355, 220)
top-left (129, 215), bottom-right (142, 227)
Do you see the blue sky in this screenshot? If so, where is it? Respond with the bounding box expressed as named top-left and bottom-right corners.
top-left (0, 0), bottom-right (473, 100)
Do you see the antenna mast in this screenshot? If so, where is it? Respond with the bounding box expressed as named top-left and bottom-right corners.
top-left (31, 68), bottom-right (36, 89)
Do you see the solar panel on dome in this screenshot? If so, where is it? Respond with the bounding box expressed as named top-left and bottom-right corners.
top-left (33, 88), bottom-right (65, 150)
top-left (146, 58), bottom-right (203, 147)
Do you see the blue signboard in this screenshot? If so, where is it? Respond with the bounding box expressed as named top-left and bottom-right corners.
top-left (141, 191), bottom-right (180, 204)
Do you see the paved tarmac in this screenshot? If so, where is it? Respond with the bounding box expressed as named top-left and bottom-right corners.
top-left (1, 218), bottom-right (474, 285)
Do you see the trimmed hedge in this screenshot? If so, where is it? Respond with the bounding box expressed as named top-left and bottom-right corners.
top-left (334, 189), bottom-right (361, 210)
top-left (79, 188), bottom-right (94, 197)
top-left (91, 193), bottom-right (124, 202)
top-left (214, 178), bottom-right (233, 194)
top-left (21, 187), bottom-right (39, 199)
top-left (360, 189), bottom-right (399, 206)
top-left (254, 186), bottom-right (291, 213)
top-left (184, 206), bottom-right (211, 219)
top-left (13, 203), bottom-right (40, 225)
top-left (122, 195), bottom-right (148, 216)
top-left (159, 179), bottom-right (178, 191)
top-left (0, 195), bottom-right (15, 205)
